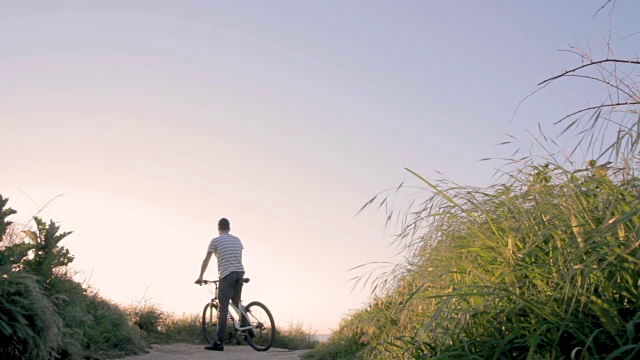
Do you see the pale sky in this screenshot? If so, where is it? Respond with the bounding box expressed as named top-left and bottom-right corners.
top-left (1, 1), bottom-right (639, 334)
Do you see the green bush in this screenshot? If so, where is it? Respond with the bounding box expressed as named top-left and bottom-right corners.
top-left (46, 275), bottom-right (90, 360)
top-left (82, 293), bottom-right (147, 359)
top-left (45, 275), bottom-right (148, 360)
top-left (0, 195), bottom-right (149, 359)
top-left (0, 196), bottom-right (61, 359)
top-left (0, 271), bottom-right (62, 360)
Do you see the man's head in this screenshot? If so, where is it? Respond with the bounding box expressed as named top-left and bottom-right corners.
top-left (218, 218), bottom-right (230, 232)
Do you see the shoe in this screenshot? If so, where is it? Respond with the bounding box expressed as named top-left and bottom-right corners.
top-left (204, 341), bottom-right (224, 351)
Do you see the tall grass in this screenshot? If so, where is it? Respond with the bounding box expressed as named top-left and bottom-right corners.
top-left (304, 4), bottom-right (640, 359)
top-left (308, 158), bottom-right (640, 359)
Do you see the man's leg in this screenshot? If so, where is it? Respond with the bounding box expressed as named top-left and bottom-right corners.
top-left (216, 275), bottom-right (235, 343)
top-left (230, 272), bottom-right (247, 326)
top-left (230, 272), bottom-right (244, 307)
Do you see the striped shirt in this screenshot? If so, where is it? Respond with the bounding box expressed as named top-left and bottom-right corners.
top-left (208, 233), bottom-right (244, 279)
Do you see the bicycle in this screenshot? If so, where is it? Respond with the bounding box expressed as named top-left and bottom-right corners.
top-left (198, 278), bottom-right (276, 351)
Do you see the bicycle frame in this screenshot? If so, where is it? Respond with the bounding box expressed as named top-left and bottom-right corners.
top-left (228, 303), bottom-right (253, 331)
top-left (205, 280), bottom-right (253, 332)
top-left (199, 278), bottom-right (275, 352)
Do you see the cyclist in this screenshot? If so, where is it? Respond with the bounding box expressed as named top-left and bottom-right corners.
top-left (195, 217), bottom-right (246, 351)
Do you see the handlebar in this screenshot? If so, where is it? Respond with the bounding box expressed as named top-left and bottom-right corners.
top-left (195, 278), bottom-right (250, 286)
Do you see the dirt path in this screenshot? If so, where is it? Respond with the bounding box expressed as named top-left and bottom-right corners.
top-left (121, 343), bottom-right (310, 360)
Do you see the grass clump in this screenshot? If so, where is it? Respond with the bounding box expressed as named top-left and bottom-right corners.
top-left (125, 302), bottom-right (203, 344)
top-left (272, 321), bottom-right (320, 350)
top-left (160, 312), bottom-right (202, 343)
top-left (127, 302), bottom-right (168, 343)
top-left (81, 293), bottom-right (147, 359)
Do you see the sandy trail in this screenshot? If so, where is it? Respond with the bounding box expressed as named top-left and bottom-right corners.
top-left (121, 343), bottom-right (310, 360)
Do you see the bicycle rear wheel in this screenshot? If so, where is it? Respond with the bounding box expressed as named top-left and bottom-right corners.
top-left (202, 302), bottom-right (219, 344)
top-left (244, 301), bottom-right (275, 351)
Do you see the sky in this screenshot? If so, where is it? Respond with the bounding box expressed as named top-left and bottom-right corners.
top-left (1, 1), bottom-right (639, 334)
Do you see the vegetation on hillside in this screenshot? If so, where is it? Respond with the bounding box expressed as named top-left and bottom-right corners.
top-left (0, 195), bottom-right (318, 359)
top-left (0, 196), bottom-right (148, 359)
top-left (304, 3), bottom-right (640, 360)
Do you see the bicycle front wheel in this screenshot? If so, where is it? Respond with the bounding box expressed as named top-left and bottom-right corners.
top-left (244, 301), bottom-right (275, 351)
top-left (202, 302), bottom-right (219, 344)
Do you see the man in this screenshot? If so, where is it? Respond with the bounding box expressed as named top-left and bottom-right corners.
top-left (195, 217), bottom-right (245, 351)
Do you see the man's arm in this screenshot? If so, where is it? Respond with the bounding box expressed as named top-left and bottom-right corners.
top-left (195, 252), bottom-right (213, 284)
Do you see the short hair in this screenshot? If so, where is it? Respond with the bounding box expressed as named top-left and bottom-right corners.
top-left (218, 218), bottom-right (230, 231)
